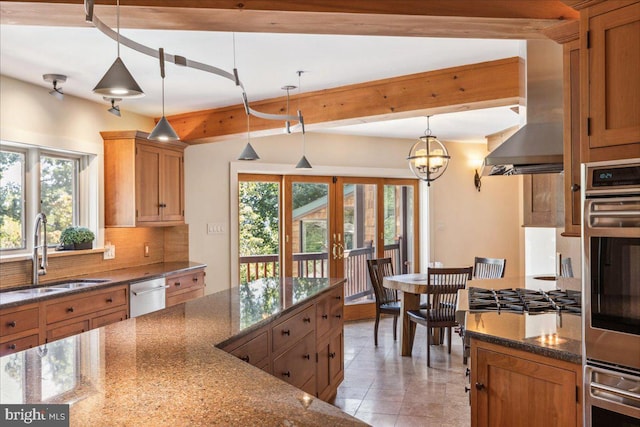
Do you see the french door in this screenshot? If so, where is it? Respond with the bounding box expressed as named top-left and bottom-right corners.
top-left (238, 174), bottom-right (419, 304)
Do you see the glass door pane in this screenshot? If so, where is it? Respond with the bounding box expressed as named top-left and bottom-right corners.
top-left (238, 175), bottom-right (280, 283)
top-left (384, 183), bottom-right (415, 274)
top-left (341, 181), bottom-right (378, 303)
top-left (285, 176), bottom-right (333, 279)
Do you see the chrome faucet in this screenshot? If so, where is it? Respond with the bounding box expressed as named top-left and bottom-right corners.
top-left (33, 213), bottom-right (48, 285)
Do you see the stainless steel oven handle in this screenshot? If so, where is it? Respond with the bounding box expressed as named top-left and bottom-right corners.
top-left (132, 285), bottom-right (170, 296)
top-left (591, 382), bottom-right (640, 402)
top-left (588, 211), bottom-right (640, 217)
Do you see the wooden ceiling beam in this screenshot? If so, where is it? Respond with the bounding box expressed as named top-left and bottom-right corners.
top-left (1, 1), bottom-right (578, 39)
top-left (169, 57), bottom-right (522, 144)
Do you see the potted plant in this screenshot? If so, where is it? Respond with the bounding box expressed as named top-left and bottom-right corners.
top-left (59, 226), bottom-right (95, 250)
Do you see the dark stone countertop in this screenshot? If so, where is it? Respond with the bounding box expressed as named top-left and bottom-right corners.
top-left (0, 261), bottom-right (206, 309)
top-left (461, 276), bottom-right (582, 365)
top-left (0, 277), bottom-right (365, 426)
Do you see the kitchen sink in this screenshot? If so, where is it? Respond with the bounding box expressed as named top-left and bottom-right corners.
top-left (14, 287), bottom-right (68, 295)
top-left (49, 280), bottom-right (108, 290)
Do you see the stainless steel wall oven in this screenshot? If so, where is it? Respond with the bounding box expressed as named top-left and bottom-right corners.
top-left (583, 159), bottom-right (640, 426)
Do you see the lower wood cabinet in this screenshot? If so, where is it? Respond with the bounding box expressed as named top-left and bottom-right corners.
top-left (166, 269), bottom-right (205, 308)
top-left (219, 282), bottom-right (345, 401)
top-left (0, 303), bottom-right (42, 356)
top-left (43, 284), bottom-right (129, 343)
top-left (470, 338), bottom-right (582, 427)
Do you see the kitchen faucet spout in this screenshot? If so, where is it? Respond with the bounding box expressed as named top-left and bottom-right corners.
top-left (33, 213), bottom-right (48, 285)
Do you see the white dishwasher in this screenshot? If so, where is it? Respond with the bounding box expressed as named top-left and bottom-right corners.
top-left (129, 277), bottom-right (167, 317)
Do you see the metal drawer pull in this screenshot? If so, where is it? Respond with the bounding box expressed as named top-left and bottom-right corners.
top-left (322, 314), bottom-right (328, 319)
top-left (282, 329), bottom-right (290, 336)
top-left (303, 354), bottom-right (310, 360)
top-left (8, 321), bottom-right (16, 328)
top-left (193, 277), bottom-right (198, 282)
top-left (106, 298), bottom-right (113, 303)
top-left (335, 314), bottom-right (342, 319)
top-left (175, 282), bottom-right (181, 287)
top-left (475, 383), bottom-right (485, 390)
top-left (591, 382), bottom-right (640, 402)
top-left (282, 371), bottom-right (291, 377)
top-left (67, 307), bottom-right (74, 313)
top-left (303, 317), bottom-right (311, 323)
top-left (8, 344), bottom-right (16, 350)
top-left (240, 355), bottom-right (250, 362)
top-left (329, 352), bottom-right (336, 359)
top-left (132, 285), bottom-right (170, 296)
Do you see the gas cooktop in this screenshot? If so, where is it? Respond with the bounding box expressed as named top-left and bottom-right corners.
top-left (468, 287), bottom-right (582, 314)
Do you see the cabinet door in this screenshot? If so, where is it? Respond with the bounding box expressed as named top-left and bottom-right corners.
top-left (474, 347), bottom-right (577, 427)
top-left (563, 38), bottom-right (582, 237)
top-left (272, 331), bottom-right (315, 389)
top-left (584, 2), bottom-right (640, 160)
top-left (523, 174), bottom-right (563, 227)
top-left (136, 144), bottom-right (162, 223)
top-left (161, 149), bottom-right (184, 221)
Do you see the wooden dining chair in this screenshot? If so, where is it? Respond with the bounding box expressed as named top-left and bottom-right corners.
top-left (560, 257), bottom-right (574, 278)
top-left (367, 258), bottom-right (400, 346)
top-left (407, 266), bottom-right (473, 367)
top-left (473, 257), bottom-right (506, 279)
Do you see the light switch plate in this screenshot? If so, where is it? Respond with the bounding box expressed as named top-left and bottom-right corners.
top-left (207, 223), bottom-right (225, 234)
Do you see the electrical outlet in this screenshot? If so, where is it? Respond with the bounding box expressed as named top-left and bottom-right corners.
top-left (103, 243), bottom-right (116, 260)
top-left (144, 242), bottom-right (150, 257)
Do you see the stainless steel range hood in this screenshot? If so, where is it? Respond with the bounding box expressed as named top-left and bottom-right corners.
top-left (483, 40), bottom-right (564, 176)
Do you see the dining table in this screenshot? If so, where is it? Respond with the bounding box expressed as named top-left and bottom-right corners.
top-left (382, 273), bottom-right (437, 356)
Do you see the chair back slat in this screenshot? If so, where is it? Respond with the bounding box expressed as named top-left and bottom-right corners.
top-left (426, 267), bottom-right (473, 321)
top-left (367, 258), bottom-right (398, 305)
top-left (473, 257), bottom-right (506, 279)
top-left (561, 257), bottom-right (574, 278)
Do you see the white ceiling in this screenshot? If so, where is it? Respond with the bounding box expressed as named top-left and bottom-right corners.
top-left (0, 23), bottom-right (523, 143)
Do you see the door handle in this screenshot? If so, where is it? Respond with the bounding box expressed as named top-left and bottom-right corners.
top-left (332, 242), bottom-right (339, 260)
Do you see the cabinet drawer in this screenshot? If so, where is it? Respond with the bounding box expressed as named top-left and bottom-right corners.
top-left (91, 309), bottom-right (128, 329)
top-left (0, 306), bottom-right (39, 337)
top-left (0, 334), bottom-right (39, 357)
top-left (229, 331), bottom-right (269, 367)
top-left (166, 270), bottom-right (205, 295)
top-left (166, 286), bottom-right (204, 307)
top-left (273, 331), bottom-right (316, 389)
top-left (46, 287), bottom-right (127, 324)
top-left (46, 319), bottom-right (90, 342)
top-left (272, 305), bottom-right (315, 353)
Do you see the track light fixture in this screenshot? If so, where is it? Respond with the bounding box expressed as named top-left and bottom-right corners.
top-left (148, 48), bottom-right (180, 142)
top-left (104, 97), bottom-right (122, 117)
top-left (294, 71), bottom-right (311, 169)
top-left (43, 74), bottom-right (66, 100)
top-left (92, 0), bottom-right (144, 98)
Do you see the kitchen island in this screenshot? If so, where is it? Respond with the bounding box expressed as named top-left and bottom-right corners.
top-left (461, 276), bottom-right (583, 427)
top-left (0, 277), bottom-right (366, 426)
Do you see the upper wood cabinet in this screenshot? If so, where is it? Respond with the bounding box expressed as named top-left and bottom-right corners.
top-left (102, 130), bottom-right (187, 227)
top-left (580, 1), bottom-right (640, 162)
top-left (563, 37), bottom-right (582, 237)
top-left (523, 174), bottom-right (564, 227)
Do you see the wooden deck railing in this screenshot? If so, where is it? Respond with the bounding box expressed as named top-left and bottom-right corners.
top-left (239, 242), bottom-right (402, 302)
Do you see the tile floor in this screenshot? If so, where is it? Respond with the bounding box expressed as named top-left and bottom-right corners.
top-left (331, 317), bottom-right (471, 427)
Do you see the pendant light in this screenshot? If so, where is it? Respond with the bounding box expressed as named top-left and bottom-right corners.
top-left (294, 71), bottom-right (311, 169)
top-left (148, 48), bottom-right (180, 142)
top-left (407, 116), bottom-right (450, 186)
top-left (238, 113), bottom-right (260, 160)
top-left (92, 0), bottom-right (144, 98)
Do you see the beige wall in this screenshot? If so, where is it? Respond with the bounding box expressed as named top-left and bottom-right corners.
top-left (185, 132), bottom-right (524, 293)
top-left (429, 141), bottom-right (523, 278)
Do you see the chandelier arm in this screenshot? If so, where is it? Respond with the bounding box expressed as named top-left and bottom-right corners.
top-left (85, 0), bottom-right (302, 125)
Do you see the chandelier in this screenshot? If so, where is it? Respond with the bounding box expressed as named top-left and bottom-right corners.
top-left (407, 116), bottom-right (450, 186)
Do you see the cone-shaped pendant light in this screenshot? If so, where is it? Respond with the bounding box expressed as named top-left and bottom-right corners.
top-left (294, 71), bottom-right (311, 169)
top-left (238, 113), bottom-right (259, 160)
top-left (93, 0), bottom-right (144, 98)
top-left (295, 155), bottom-right (312, 169)
top-left (149, 48), bottom-right (180, 142)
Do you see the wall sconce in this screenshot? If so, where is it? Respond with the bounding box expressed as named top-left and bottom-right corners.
top-left (407, 116), bottom-right (450, 186)
top-left (474, 169), bottom-right (482, 192)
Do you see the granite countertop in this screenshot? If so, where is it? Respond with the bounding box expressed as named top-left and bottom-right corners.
top-left (0, 277), bottom-right (365, 426)
top-left (461, 276), bottom-right (582, 364)
top-left (0, 261), bottom-right (206, 309)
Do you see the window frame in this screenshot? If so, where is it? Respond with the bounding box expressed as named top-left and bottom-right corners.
top-left (0, 141), bottom-right (96, 256)
top-left (0, 146), bottom-right (27, 250)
